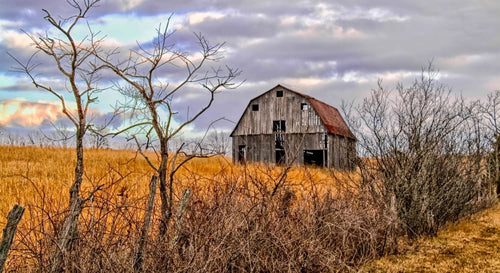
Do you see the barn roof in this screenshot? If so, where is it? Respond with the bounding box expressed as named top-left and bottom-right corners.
top-left (231, 84), bottom-right (356, 140)
top-left (307, 97), bottom-right (356, 139)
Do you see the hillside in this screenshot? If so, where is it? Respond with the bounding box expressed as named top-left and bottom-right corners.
top-left (361, 202), bottom-right (500, 273)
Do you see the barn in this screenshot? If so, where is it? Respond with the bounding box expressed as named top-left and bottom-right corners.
top-left (231, 84), bottom-right (356, 169)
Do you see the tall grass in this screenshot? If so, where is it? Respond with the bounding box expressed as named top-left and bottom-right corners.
top-left (0, 145), bottom-right (393, 272)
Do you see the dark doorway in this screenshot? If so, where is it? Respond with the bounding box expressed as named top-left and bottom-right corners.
top-left (304, 150), bottom-right (327, 167)
top-left (276, 149), bottom-right (286, 164)
top-left (238, 145), bottom-right (246, 163)
top-left (274, 134), bottom-right (284, 148)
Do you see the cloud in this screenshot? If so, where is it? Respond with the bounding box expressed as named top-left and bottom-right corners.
top-left (0, 98), bottom-right (123, 130)
top-left (0, 98), bottom-right (64, 128)
top-left (0, 0), bottom-right (499, 136)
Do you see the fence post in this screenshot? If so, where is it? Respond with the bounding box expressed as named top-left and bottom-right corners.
top-left (0, 204), bottom-right (25, 272)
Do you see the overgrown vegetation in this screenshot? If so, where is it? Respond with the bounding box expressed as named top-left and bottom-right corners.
top-left (0, 146), bottom-right (392, 272)
top-left (343, 66), bottom-right (497, 240)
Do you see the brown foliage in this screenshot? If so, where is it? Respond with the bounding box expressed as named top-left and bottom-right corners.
top-left (0, 146), bottom-right (393, 272)
top-left (344, 65), bottom-right (496, 240)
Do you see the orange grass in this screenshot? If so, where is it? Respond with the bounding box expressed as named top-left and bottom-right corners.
top-left (5, 145), bottom-right (497, 272)
top-left (0, 145), bottom-right (357, 224)
top-left (0, 145), bottom-right (363, 271)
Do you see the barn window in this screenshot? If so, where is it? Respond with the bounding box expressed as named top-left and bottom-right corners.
top-left (276, 90), bottom-right (283, 97)
top-left (301, 103), bottom-right (309, 110)
top-left (252, 104), bottom-right (259, 111)
top-left (273, 120), bottom-right (286, 132)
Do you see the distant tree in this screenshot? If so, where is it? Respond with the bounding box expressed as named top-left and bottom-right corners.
top-left (94, 16), bottom-right (241, 269)
top-left (480, 90), bottom-right (500, 197)
top-left (9, 0), bottom-right (106, 271)
top-left (203, 129), bottom-right (231, 156)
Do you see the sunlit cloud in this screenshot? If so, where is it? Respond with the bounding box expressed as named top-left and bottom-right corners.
top-left (187, 11), bottom-right (227, 25)
top-left (0, 98), bottom-right (65, 127)
top-left (0, 98), bottom-right (122, 130)
top-left (115, 0), bottom-right (146, 11)
top-left (0, 20), bottom-right (34, 50)
top-left (437, 54), bottom-right (484, 68)
top-left (312, 4), bottom-right (410, 23)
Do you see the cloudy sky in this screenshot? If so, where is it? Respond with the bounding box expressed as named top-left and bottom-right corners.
top-left (1, 0), bottom-right (499, 138)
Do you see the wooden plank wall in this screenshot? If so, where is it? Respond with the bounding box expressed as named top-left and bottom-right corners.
top-left (232, 86), bottom-right (356, 169)
top-left (232, 86), bottom-right (326, 136)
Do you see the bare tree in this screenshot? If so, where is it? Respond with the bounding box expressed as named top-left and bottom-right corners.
top-left (9, 0), bottom-right (106, 271)
top-left (200, 129), bottom-right (231, 156)
top-left (93, 16), bottom-right (241, 268)
top-left (344, 65), bottom-right (493, 239)
top-left (480, 90), bottom-right (500, 197)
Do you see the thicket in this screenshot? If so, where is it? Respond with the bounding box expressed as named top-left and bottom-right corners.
top-left (343, 66), bottom-right (498, 240)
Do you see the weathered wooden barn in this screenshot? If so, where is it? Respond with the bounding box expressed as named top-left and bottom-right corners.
top-left (231, 84), bottom-right (356, 169)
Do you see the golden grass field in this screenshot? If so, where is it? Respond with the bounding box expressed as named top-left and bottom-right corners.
top-left (361, 202), bottom-right (500, 272)
top-left (0, 145), bottom-right (350, 221)
top-left (1, 145), bottom-right (498, 272)
top-left (0, 145), bottom-right (357, 270)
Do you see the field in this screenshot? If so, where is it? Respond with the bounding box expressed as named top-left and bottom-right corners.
top-left (0, 145), bottom-right (347, 214)
top-left (1, 145), bottom-right (372, 272)
top-left (0, 145), bottom-right (497, 272)
top-left (361, 202), bottom-right (500, 272)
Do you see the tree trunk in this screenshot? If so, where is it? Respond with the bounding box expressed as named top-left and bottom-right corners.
top-left (158, 150), bottom-right (171, 239)
top-left (0, 204), bottom-right (25, 273)
top-left (133, 175), bottom-right (157, 272)
top-left (51, 131), bottom-right (85, 272)
top-left (156, 149), bottom-right (171, 271)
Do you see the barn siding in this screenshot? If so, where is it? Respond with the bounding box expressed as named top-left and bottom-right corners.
top-left (232, 86), bottom-right (326, 136)
top-left (232, 85), bottom-right (356, 169)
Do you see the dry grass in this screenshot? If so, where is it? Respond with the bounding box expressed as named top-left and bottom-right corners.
top-left (0, 145), bottom-right (356, 213)
top-left (1, 145), bottom-right (495, 272)
top-left (0, 146), bottom-right (150, 214)
top-left (360, 202), bottom-right (500, 273)
top-left (0, 145), bottom-right (375, 272)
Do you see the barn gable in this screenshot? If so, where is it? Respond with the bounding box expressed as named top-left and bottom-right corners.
top-left (231, 84), bottom-right (356, 169)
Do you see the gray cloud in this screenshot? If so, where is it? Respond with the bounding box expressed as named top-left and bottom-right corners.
top-left (1, 0), bottom-right (499, 134)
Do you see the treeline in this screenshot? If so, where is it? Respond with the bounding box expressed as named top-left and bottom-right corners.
top-left (0, 129), bottom-right (230, 154)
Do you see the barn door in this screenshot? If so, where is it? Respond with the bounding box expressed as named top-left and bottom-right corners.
top-left (304, 150), bottom-right (327, 167)
top-left (276, 149), bottom-right (286, 164)
top-left (238, 145), bottom-right (246, 163)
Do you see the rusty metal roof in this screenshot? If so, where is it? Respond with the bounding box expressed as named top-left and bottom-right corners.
top-left (278, 84), bottom-right (356, 140)
top-left (307, 97), bottom-right (356, 139)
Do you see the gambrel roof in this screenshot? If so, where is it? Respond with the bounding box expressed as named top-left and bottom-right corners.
top-left (231, 84), bottom-right (356, 140)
